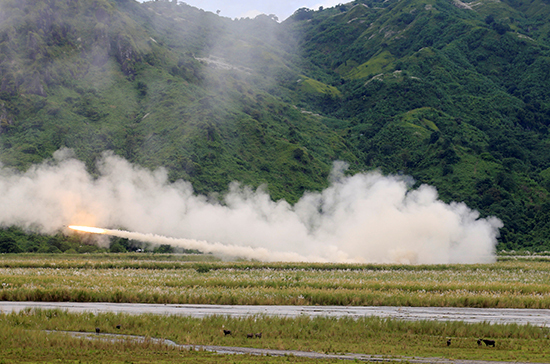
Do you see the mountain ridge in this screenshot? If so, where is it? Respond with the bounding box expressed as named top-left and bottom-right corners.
top-left (0, 0), bottom-right (549, 252)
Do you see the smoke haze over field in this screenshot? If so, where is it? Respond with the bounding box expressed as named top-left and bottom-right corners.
top-left (0, 149), bottom-right (502, 263)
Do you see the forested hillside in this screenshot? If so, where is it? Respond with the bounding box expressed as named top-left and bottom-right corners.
top-left (283, 0), bottom-right (550, 250)
top-left (0, 0), bottom-right (549, 252)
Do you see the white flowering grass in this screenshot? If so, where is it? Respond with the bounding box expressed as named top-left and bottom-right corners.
top-left (0, 257), bottom-right (549, 307)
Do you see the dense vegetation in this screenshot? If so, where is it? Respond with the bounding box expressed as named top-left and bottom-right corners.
top-left (0, 226), bottom-right (197, 253)
top-left (0, 0), bottom-right (550, 251)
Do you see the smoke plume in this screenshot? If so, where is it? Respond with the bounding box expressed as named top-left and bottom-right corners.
top-left (0, 149), bottom-right (502, 263)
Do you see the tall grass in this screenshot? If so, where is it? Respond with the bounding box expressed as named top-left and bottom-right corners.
top-left (0, 325), bottom-right (345, 364)
top-left (1, 257), bottom-right (550, 307)
top-left (2, 310), bottom-right (550, 362)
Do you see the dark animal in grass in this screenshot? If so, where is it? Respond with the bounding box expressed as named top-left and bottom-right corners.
top-left (95, 328), bottom-right (100, 334)
top-left (447, 339), bottom-right (451, 346)
top-left (116, 325), bottom-right (121, 329)
top-left (478, 339), bottom-right (495, 347)
top-left (247, 333), bottom-right (254, 338)
top-left (223, 329), bottom-right (232, 336)
top-left (255, 332), bottom-right (262, 339)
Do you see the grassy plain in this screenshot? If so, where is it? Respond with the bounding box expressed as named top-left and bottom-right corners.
top-left (1, 310), bottom-right (549, 363)
top-left (1, 254), bottom-right (550, 362)
top-left (0, 254), bottom-right (550, 308)
top-left (0, 325), bottom-right (346, 364)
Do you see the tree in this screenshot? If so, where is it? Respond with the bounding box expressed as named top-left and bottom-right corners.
top-left (110, 241), bottom-right (127, 253)
top-left (293, 8), bottom-right (314, 21)
top-left (154, 244), bottom-right (174, 253)
top-left (0, 237), bottom-right (21, 253)
top-left (492, 22), bottom-right (510, 35)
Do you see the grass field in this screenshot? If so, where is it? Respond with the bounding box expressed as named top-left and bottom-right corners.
top-left (1, 254), bottom-right (550, 308)
top-left (0, 325), bottom-right (349, 364)
top-left (1, 254), bottom-right (550, 363)
top-left (1, 310), bottom-right (549, 363)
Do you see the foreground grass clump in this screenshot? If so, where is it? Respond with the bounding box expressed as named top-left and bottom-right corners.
top-left (2, 310), bottom-right (550, 363)
top-left (0, 328), bottom-right (345, 364)
top-left (1, 255), bottom-right (550, 308)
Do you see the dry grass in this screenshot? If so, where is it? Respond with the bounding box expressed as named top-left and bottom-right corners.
top-left (0, 256), bottom-right (550, 307)
top-left (2, 255), bottom-right (550, 362)
top-left (0, 326), bottom-right (349, 364)
top-left (1, 310), bottom-right (550, 363)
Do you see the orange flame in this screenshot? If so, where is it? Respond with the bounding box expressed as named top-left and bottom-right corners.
top-left (68, 225), bottom-right (106, 234)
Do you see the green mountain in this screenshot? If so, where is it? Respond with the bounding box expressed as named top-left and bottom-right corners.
top-left (282, 0), bottom-right (550, 250)
top-left (0, 0), bottom-right (550, 251)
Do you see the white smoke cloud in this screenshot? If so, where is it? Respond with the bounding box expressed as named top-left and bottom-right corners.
top-left (0, 149), bottom-right (502, 263)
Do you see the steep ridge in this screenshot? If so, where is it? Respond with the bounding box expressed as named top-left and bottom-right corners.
top-left (0, 0), bottom-right (359, 203)
top-left (282, 0), bottom-right (550, 250)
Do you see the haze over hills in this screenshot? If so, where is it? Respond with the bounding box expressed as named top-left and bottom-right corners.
top-left (0, 0), bottom-right (549, 256)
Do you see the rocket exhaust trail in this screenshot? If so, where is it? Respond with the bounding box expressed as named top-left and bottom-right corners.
top-left (68, 225), bottom-right (325, 262)
top-left (68, 225), bottom-right (106, 234)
